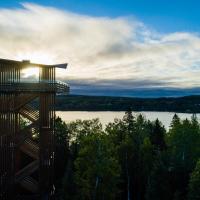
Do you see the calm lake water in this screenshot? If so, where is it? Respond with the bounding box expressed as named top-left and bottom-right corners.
top-left (56, 111), bottom-right (198, 130)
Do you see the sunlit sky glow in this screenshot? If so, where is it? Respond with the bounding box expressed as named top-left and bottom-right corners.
top-left (0, 1), bottom-right (200, 97)
top-left (21, 67), bottom-right (39, 79)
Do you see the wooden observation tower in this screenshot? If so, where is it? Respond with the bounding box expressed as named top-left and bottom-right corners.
top-left (0, 59), bottom-right (69, 199)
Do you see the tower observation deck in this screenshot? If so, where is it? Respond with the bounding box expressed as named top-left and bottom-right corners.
top-left (0, 59), bottom-right (69, 199)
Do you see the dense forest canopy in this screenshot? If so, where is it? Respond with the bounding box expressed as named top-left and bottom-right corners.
top-left (53, 110), bottom-right (200, 200)
top-left (56, 95), bottom-right (200, 113)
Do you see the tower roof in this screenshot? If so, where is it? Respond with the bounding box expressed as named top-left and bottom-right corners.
top-left (0, 58), bottom-right (68, 69)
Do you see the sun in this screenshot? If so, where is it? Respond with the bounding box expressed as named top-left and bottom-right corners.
top-left (16, 52), bottom-right (55, 79)
top-left (16, 52), bottom-right (55, 65)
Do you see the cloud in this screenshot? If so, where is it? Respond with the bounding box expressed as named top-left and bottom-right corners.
top-left (0, 3), bottom-right (200, 96)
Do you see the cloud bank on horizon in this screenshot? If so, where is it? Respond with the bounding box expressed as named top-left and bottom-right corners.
top-left (0, 3), bottom-right (200, 96)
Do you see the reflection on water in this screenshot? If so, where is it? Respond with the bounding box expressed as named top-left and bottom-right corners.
top-left (56, 111), bottom-right (197, 130)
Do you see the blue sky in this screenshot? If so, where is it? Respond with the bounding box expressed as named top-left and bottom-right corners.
top-left (1, 0), bottom-right (200, 33)
top-left (0, 1), bottom-right (200, 97)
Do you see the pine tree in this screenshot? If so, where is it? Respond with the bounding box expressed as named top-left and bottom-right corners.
top-left (123, 107), bottom-right (135, 135)
top-left (150, 119), bottom-right (166, 151)
top-left (191, 114), bottom-right (199, 131)
top-left (145, 156), bottom-right (172, 200)
top-left (170, 114), bottom-right (181, 129)
top-left (188, 159), bottom-right (200, 200)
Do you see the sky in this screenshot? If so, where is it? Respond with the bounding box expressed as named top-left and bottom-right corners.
top-left (0, 0), bottom-right (200, 97)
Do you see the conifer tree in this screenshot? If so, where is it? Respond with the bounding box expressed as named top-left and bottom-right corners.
top-left (188, 159), bottom-right (200, 200)
top-left (150, 119), bottom-right (166, 151)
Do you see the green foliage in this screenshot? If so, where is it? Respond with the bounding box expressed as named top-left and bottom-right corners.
top-left (56, 95), bottom-right (200, 113)
top-left (166, 115), bottom-right (200, 199)
top-left (146, 156), bottom-right (172, 200)
top-left (74, 133), bottom-right (120, 200)
top-left (55, 117), bottom-right (69, 145)
top-left (54, 112), bottom-right (200, 200)
top-left (168, 115), bottom-right (200, 171)
top-left (54, 117), bottom-right (70, 197)
top-left (188, 159), bottom-right (200, 200)
top-left (149, 119), bottom-right (166, 151)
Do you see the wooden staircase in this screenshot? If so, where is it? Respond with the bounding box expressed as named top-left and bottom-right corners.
top-left (20, 177), bottom-right (39, 193)
top-left (15, 96), bottom-right (40, 194)
top-left (0, 94), bottom-right (38, 112)
top-left (15, 160), bottom-right (39, 183)
top-left (20, 139), bottom-right (39, 160)
top-left (15, 94), bottom-right (38, 110)
top-left (0, 59), bottom-right (68, 199)
top-left (19, 105), bottom-right (39, 122)
top-left (16, 121), bottom-right (38, 145)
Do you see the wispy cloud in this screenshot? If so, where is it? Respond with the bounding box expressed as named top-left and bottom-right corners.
top-left (0, 3), bottom-right (200, 96)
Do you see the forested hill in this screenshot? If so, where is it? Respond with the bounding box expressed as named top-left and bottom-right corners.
top-left (56, 95), bottom-right (200, 113)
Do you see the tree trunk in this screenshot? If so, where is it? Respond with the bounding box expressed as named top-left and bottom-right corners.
top-left (126, 152), bottom-right (130, 200)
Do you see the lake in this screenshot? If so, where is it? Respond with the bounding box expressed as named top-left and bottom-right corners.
top-left (56, 111), bottom-right (198, 130)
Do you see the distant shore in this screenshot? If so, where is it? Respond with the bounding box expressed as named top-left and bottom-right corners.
top-left (55, 95), bottom-right (200, 113)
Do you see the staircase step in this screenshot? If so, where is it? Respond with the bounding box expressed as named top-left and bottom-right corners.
top-left (19, 105), bottom-right (39, 122)
top-left (20, 139), bottom-right (39, 159)
top-left (15, 160), bottom-right (39, 183)
top-left (15, 94), bottom-right (38, 110)
top-left (0, 94), bottom-right (38, 112)
top-left (20, 176), bottom-right (39, 193)
top-left (15, 121), bottom-right (39, 145)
